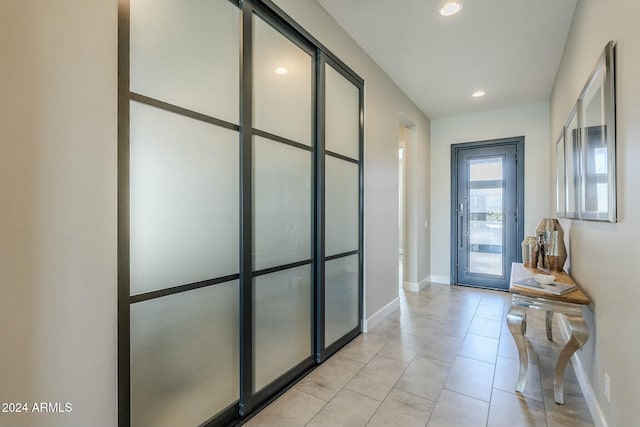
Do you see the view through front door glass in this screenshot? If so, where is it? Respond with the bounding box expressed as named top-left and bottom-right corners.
top-left (455, 142), bottom-right (520, 290)
top-left (469, 157), bottom-right (504, 276)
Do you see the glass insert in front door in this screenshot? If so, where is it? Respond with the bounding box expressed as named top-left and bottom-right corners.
top-left (468, 157), bottom-right (504, 276)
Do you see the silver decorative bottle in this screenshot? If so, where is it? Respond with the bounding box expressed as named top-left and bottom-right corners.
top-left (536, 218), bottom-right (567, 272)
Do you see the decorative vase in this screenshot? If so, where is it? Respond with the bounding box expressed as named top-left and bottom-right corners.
top-left (521, 236), bottom-right (539, 268)
top-left (536, 218), bottom-right (567, 272)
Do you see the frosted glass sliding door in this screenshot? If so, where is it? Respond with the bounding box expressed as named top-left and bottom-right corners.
top-left (323, 62), bottom-right (362, 349)
top-left (127, 0), bottom-right (241, 425)
top-left (122, 1), bottom-right (364, 424)
top-left (251, 13), bottom-right (314, 394)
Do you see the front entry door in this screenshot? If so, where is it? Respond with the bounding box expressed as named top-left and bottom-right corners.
top-left (452, 138), bottom-right (524, 290)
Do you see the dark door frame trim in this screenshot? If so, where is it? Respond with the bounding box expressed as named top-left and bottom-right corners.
top-left (450, 136), bottom-right (525, 288)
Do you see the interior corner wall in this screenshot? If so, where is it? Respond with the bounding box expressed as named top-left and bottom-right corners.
top-left (429, 102), bottom-right (550, 282)
top-left (273, 0), bottom-right (431, 319)
top-left (0, 1), bottom-right (118, 427)
top-left (403, 123), bottom-right (431, 288)
top-left (550, 1), bottom-right (640, 425)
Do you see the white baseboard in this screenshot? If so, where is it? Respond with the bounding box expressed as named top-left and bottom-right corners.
top-left (403, 281), bottom-right (420, 292)
top-left (403, 280), bottom-right (424, 292)
top-left (404, 276), bottom-right (433, 292)
top-left (558, 315), bottom-right (608, 427)
top-left (429, 275), bottom-right (451, 285)
top-left (363, 297), bottom-right (400, 332)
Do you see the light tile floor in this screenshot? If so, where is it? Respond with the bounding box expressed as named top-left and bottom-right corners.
top-left (244, 283), bottom-right (594, 427)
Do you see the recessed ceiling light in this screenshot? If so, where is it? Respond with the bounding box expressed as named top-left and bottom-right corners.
top-left (440, 1), bottom-right (463, 16)
top-left (472, 90), bottom-right (486, 98)
top-left (274, 67), bottom-right (288, 75)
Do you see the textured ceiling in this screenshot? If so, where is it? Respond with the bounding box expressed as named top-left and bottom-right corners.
top-left (317, 0), bottom-right (577, 118)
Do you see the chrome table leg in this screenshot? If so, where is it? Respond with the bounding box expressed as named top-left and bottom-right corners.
top-left (545, 311), bottom-right (554, 341)
top-left (553, 315), bottom-right (589, 404)
top-left (507, 305), bottom-right (529, 393)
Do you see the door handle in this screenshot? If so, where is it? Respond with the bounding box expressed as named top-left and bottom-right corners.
top-left (458, 203), bottom-right (464, 248)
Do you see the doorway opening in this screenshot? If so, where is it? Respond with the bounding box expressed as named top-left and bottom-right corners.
top-left (451, 137), bottom-right (524, 290)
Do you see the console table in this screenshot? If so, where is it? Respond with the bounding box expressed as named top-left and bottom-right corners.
top-left (507, 262), bottom-right (590, 404)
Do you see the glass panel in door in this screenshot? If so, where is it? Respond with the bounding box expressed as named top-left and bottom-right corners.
top-left (253, 14), bottom-right (312, 145)
top-left (468, 158), bottom-right (504, 276)
top-left (130, 0), bottom-right (240, 123)
top-left (325, 65), bottom-right (360, 159)
top-left (129, 102), bottom-right (239, 295)
top-left (325, 255), bottom-right (359, 346)
top-left (130, 281), bottom-right (239, 427)
top-left (253, 136), bottom-right (312, 271)
top-left (253, 266), bottom-right (311, 392)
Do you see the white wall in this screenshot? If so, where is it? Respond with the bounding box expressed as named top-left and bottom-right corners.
top-left (274, 0), bottom-right (431, 319)
top-left (0, 1), bottom-right (117, 427)
top-left (430, 102), bottom-right (550, 282)
top-left (550, 1), bottom-right (640, 425)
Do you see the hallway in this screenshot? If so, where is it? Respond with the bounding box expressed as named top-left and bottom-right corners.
top-left (244, 284), bottom-right (594, 427)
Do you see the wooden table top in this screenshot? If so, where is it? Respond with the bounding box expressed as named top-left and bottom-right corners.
top-left (509, 262), bottom-right (590, 305)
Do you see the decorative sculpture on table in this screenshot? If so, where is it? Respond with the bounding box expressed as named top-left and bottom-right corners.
top-left (535, 218), bottom-right (567, 272)
top-left (521, 236), bottom-right (539, 268)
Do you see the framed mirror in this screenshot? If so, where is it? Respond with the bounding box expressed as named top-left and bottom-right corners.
top-left (564, 107), bottom-right (580, 219)
top-left (578, 41), bottom-right (616, 222)
top-left (555, 128), bottom-right (566, 217)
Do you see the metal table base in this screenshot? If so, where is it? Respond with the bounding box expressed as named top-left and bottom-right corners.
top-left (507, 294), bottom-right (589, 404)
